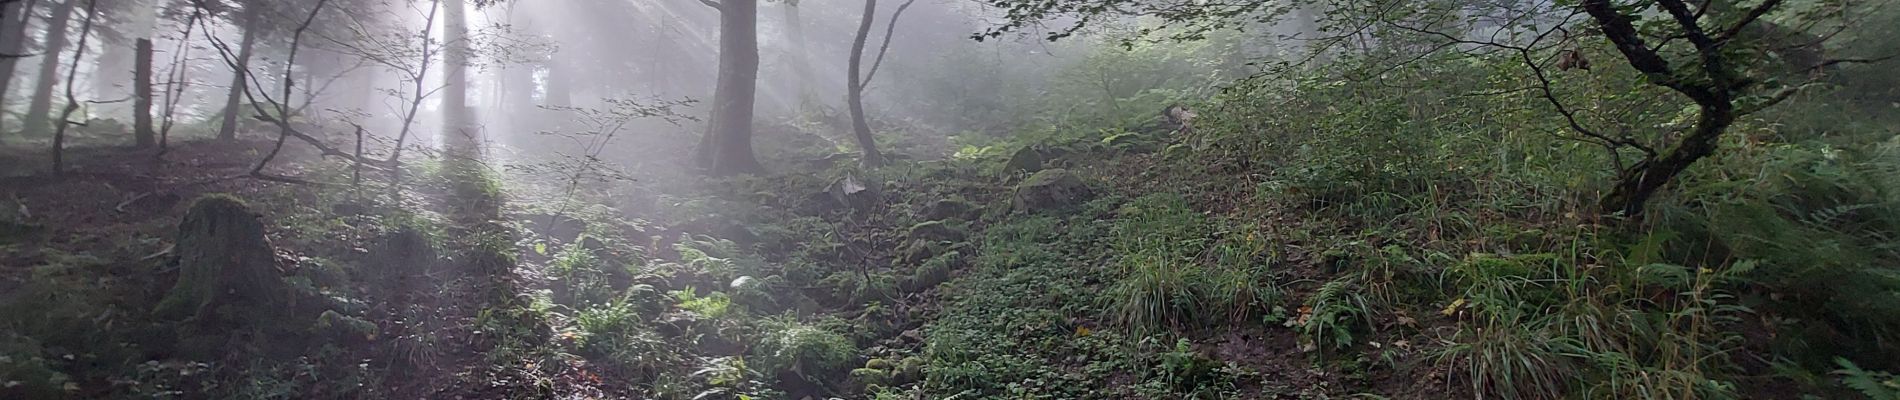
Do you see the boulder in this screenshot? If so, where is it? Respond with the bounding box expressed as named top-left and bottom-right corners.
top-left (1012, 169), bottom-right (1094, 213)
top-left (154, 195), bottom-right (290, 321)
top-left (1004, 146), bottom-right (1044, 173)
top-left (899, 240), bottom-right (942, 265)
top-left (922, 198), bottom-right (976, 221)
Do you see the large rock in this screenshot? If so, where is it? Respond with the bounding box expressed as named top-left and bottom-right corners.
top-left (1012, 169), bottom-right (1094, 213)
top-left (1004, 146), bottom-right (1044, 173)
top-left (154, 195), bottom-right (290, 321)
top-left (922, 198), bottom-right (976, 221)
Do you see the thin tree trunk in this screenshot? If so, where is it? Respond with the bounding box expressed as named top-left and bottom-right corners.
top-left (698, 0), bottom-right (763, 175)
top-left (0, 0), bottom-right (38, 140)
top-left (133, 38), bottom-right (153, 147)
top-left (51, 0), bottom-right (96, 174)
top-left (217, 16), bottom-right (257, 141)
top-left (23, 0), bottom-right (78, 137)
top-left (846, 0), bottom-right (882, 167)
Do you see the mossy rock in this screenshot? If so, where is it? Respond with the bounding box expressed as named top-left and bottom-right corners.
top-left (865, 358), bottom-right (895, 370)
top-left (894, 356), bottom-right (926, 384)
top-left (922, 197), bottom-right (977, 221)
top-left (899, 240), bottom-right (943, 265)
top-left (1004, 145), bottom-right (1044, 173)
top-left (849, 367), bottom-right (892, 389)
top-left (901, 250), bottom-right (960, 293)
top-left (315, 310), bottom-right (379, 343)
top-left (153, 195), bottom-right (291, 321)
top-left (1012, 169), bottom-right (1094, 214)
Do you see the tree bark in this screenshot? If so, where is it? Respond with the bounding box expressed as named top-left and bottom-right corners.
top-left (134, 38), bottom-right (154, 147)
top-left (0, 0), bottom-right (37, 140)
top-left (216, 16), bottom-right (258, 141)
top-left (441, 0), bottom-right (475, 155)
top-left (697, 0), bottom-right (764, 175)
top-left (23, 0), bottom-right (77, 137)
top-left (846, 0), bottom-right (883, 167)
top-left (781, 0), bottom-right (817, 108)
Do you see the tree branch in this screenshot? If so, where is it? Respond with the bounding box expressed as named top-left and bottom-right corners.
top-left (862, 0), bottom-right (918, 85)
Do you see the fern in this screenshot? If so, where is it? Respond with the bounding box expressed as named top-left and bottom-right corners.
top-left (1835, 358), bottom-right (1900, 400)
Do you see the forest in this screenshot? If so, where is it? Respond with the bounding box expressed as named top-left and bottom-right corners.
top-left (0, 0), bottom-right (1897, 398)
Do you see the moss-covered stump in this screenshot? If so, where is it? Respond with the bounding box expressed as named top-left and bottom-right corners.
top-left (153, 195), bottom-right (291, 321)
top-left (1012, 168), bottom-right (1094, 213)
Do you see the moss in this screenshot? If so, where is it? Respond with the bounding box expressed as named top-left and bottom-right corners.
top-left (153, 195), bottom-right (289, 322)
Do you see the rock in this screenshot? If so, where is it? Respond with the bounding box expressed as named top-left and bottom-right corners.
top-left (922, 198), bottom-right (976, 221)
top-left (1004, 145), bottom-right (1044, 173)
top-left (154, 195), bottom-right (290, 321)
top-left (902, 250), bottom-right (959, 293)
top-left (0, 197), bottom-right (43, 243)
top-left (315, 310), bottom-right (379, 344)
top-left (895, 356), bottom-right (926, 384)
top-left (1012, 169), bottom-right (1094, 213)
top-left (849, 368), bottom-right (891, 389)
top-left (899, 240), bottom-right (942, 264)
top-left (906, 220), bottom-right (964, 242)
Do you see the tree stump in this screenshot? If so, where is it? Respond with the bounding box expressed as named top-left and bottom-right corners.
top-left (153, 195), bottom-right (289, 321)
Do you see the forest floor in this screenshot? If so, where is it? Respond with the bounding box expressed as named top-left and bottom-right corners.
top-left (8, 120), bottom-right (1870, 399)
top-left (0, 135), bottom-right (1472, 399)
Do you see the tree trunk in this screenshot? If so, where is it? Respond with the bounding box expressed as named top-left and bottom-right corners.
top-left (846, 0), bottom-right (883, 167)
top-left (217, 19), bottom-right (258, 141)
top-left (23, 0), bottom-right (78, 137)
top-left (781, 0), bottom-right (817, 108)
top-left (0, 0), bottom-right (37, 140)
top-left (1599, 106), bottom-right (1734, 217)
top-left (698, 0), bottom-right (763, 175)
top-left (441, 0), bottom-right (475, 155)
top-left (133, 38), bottom-right (154, 147)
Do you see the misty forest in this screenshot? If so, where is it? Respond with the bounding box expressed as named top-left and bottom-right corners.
top-left (2, 0), bottom-right (1898, 398)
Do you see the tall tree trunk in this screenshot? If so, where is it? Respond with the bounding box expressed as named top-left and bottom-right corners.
top-left (698, 0), bottom-right (763, 175)
top-left (133, 38), bottom-right (154, 147)
top-left (0, 0), bottom-right (37, 140)
top-left (441, 0), bottom-right (474, 155)
top-left (217, 17), bottom-right (258, 141)
top-left (781, 0), bottom-right (817, 108)
top-left (846, 0), bottom-right (882, 167)
top-left (23, 0), bottom-right (78, 137)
